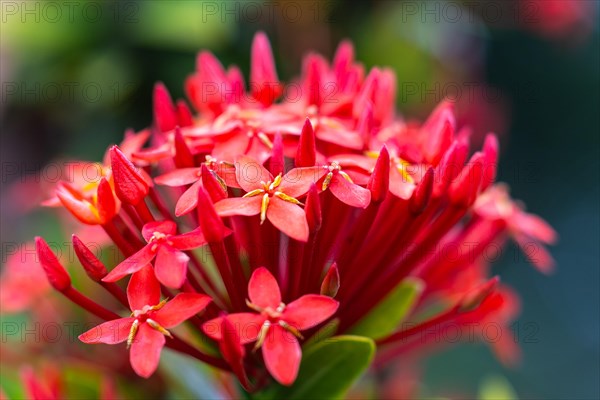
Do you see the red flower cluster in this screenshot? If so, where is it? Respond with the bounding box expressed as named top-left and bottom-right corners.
top-left (32, 32), bottom-right (555, 390)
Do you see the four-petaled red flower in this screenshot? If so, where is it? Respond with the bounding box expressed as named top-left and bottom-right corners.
top-left (102, 220), bottom-right (209, 288)
top-left (80, 265), bottom-right (212, 377)
top-left (214, 156), bottom-right (326, 242)
top-left (203, 267), bottom-right (338, 385)
top-left (318, 161), bottom-right (371, 208)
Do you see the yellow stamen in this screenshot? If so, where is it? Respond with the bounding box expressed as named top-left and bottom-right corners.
top-left (257, 132), bottom-right (273, 149)
top-left (149, 298), bottom-right (168, 312)
top-left (274, 192), bottom-right (304, 206)
top-left (127, 319), bottom-right (140, 349)
top-left (246, 299), bottom-right (263, 313)
top-left (270, 174), bottom-right (283, 190)
top-left (253, 321), bottom-right (271, 351)
top-left (146, 319), bottom-right (173, 338)
top-left (260, 193), bottom-right (270, 224)
top-left (243, 188), bottom-right (265, 198)
top-left (279, 320), bottom-right (304, 339)
top-left (322, 172), bottom-right (333, 191)
top-left (395, 158), bottom-right (414, 184)
top-left (339, 171), bottom-right (354, 184)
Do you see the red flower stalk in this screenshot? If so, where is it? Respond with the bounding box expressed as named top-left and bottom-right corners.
top-left (80, 265), bottom-right (212, 377)
top-left (203, 268), bottom-right (338, 385)
top-left (28, 32), bottom-right (555, 392)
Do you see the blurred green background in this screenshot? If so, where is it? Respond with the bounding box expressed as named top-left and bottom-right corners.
top-left (1, 1), bottom-right (598, 398)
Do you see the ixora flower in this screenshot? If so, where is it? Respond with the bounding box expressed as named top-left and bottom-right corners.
top-left (203, 267), bottom-right (339, 385)
top-left (24, 31), bottom-right (555, 397)
top-left (80, 265), bottom-right (212, 377)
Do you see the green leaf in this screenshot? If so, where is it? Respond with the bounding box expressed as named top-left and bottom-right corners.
top-left (479, 375), bottom-right (518, 400)
top-left (349, 278), bottom-right (424, 340)
top-left (262, 335), bottom-right (375, 400)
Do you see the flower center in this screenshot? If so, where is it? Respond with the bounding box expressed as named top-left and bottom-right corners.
top-left (127, 299), bottom-right (172, 348)
top-left (242, 174), bottom-right (303, 224)
top-left (246, 300), bottom-right (303, 351)
top-left (322, 162), bottom-right (353, 190)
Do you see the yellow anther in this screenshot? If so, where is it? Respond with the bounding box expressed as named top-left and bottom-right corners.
top-left (322, 172), bottom-right (334, 191)
top-left (270, 174), bottom-right (283, 190)
top-left (243, 188), bottom-right (265, 198)
top-left (364, 150), bottom-right (380, 159)
top-left (211, 170), bottom-right (228, 192)
top-left (253, 321), bottom-right (271, 351)
top-left (146, 319), bottom-right (173, 338)
top-left (274, 192), bottom-right (304, 206)
top-left (257, 132), bottom-right (273, 149)
top-left (395, 158), bottom-right (414, 184)
top-left (279, 320), bottom-right (304, 340)
top-left (260, 193), bottom-right (270, 224)
top-left (149, 298), bottom-right (168, 312)
top-left (339, 171), bottom-right (354, 184)
top-left (246, 299), bottom-right (263, 313)
top-left (127, 319), bottom-right (140, 349)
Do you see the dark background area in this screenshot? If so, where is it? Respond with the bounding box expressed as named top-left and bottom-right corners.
top-left (1, 1), bottom-right (598, 398)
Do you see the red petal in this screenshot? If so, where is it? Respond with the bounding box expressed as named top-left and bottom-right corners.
top-left (219, 317), bottom-right (251, 390)
top-left (56, 183), bottom-right (101, 225)
top-left (154, 168), bottom-right (201, 187)
top-left (102, 245), bottom-right (155, 283)
top-left (283, 294), bottom-right (339, 330)
top-left (196, 186), bottom-right (232, 243)
top-left (267, 197), bottom-right (309, 242)
top-left (173, 126), bottom-right (195, 168)
top-left (388, 168), bottom-right (416, 200)
top-left (279, 166), bottom-right (328, 198)
top-left (130, 323), bottom-right (165, 378)
top-left (409, 167), bottom-right (434, 214)
top-left (78, 318), bottom-right (134, 344)
top-left (169, 228), bottom-right (207, 250)
top-left (329, 174), bottom-right (371, 208)
top-left (214, 196), bottom-right (262, 217)
top-left (175, 180), bottom-right (202, 216)
top-left (155, 246), bottom-right (188, 289)
top-left (72, 234), bottom-right (107, 281)
top-left (248, 267), bottom-right (281, 309)
top-left (262, 324), bottom-right (301, 386)
top-left (110, 146), bottom-right (149, 205)
top-left (367, 146), bottom-right (390, 202)
top-left (235, 155), bottom-right (272, 193)
top-left (201, 164), bottom-right (228, 202)
top-left (176, 99), bottom-right (194, 127)
top-left (153, 82), bottom-right (177, 133)
top-left (251, 31), bottom-right (281, 106)
top-left (127, 265), bottom-right (161, 311)
top-left (513, 212), bottom-right (557, 244)
top-left (295, 118), bottom-right (317, 167)
top-left (154, 293), bottom-right (212, 328)
top-left (96, 177), bottom-right (117, 223)
top-left (142, 220), bottom-right (177, 242)
top-left (35, 236), bottom-right (71, 291)
top-left (203, 313), bottom-right (265, 344)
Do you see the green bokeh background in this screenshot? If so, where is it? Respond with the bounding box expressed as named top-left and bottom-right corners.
top-left (1, 1), bottom-right (598, 398)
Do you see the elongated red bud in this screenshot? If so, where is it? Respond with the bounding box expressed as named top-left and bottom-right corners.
top-left (304, 54), bottom-right (327, 107)
top-left (197, 186), bottom-right (230, 242)
top-left (305, 183), bottom-right (322, 233)
top-left (173, 126), bottom-right (195, 168)
top-left (367, 146), bottom-right (390, 203)
top-left (481, 133), bottom-right (499, 192)
top-left (409, 167), bottom-right (434, 214)
top-left (96, 177), bottom-right (117, 223)
top-left (220, 316), bottom-right (252, 391)
top-left (333, 40), bottom-right (354, 84)
top-left (269, 132), bottom-right (284, 176)
top-left (201, 164), bottom-right (227, 203)
top-left (425, 119), bottom-right (454, 166)
top-left (449, 152), bottom-right (484, 207)
top-left (296, 118), bottom-right (317, 167)
top-left (460, 276), bottom-right (500, 312)
top-left (320, 263), bottom-right (340, 298)
top-left (153, 82), bottom-right (177, 133)
top-left (72, 235), bottom-right (107, 281)
top-left (251, 31), bottom-right (281, 106)
top-left (110, 145), bottom-right (149, 205)
top-left (35, 237), bottom-right (71, 292)
top-left (176, 100), bottom-right (194, 127)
